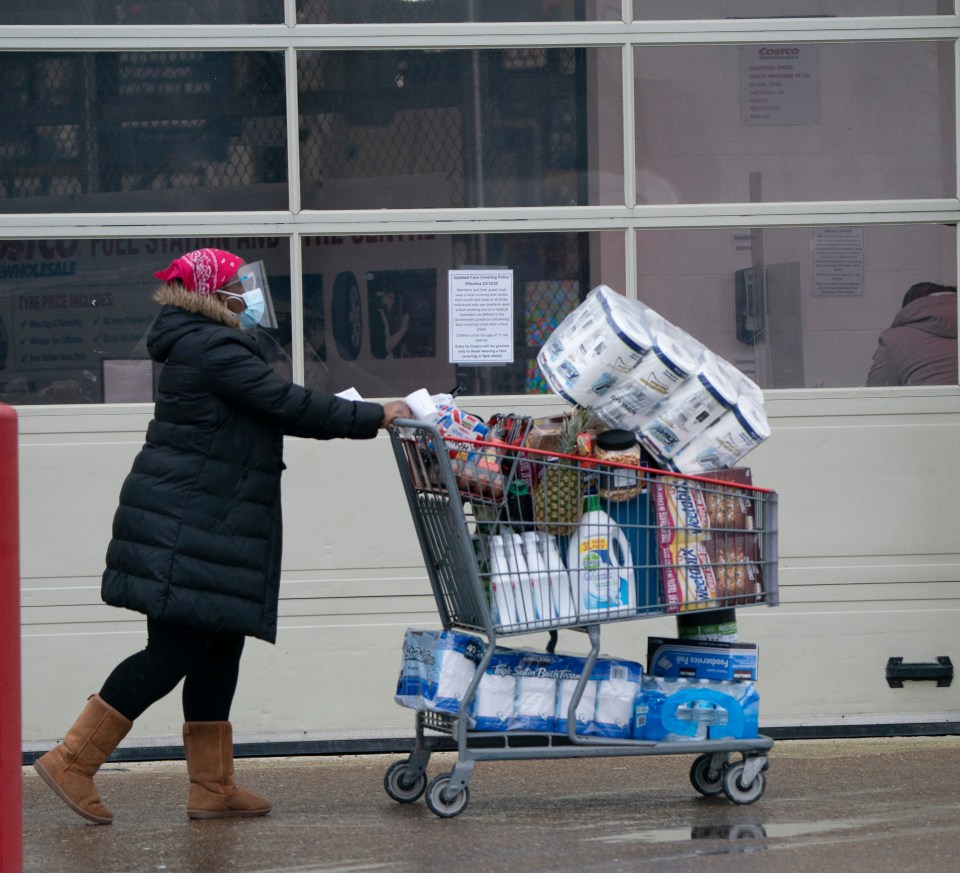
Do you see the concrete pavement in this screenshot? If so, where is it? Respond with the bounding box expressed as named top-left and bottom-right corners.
top-left (20, 736), bottom-right (960, 873)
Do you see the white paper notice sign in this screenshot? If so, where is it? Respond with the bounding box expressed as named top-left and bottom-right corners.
top-left (740, 45), bottom-right (820, 126)
top-left (813, 227), bottom-right (864, 297)
top-left (448, 269), bottom-right (514, 364)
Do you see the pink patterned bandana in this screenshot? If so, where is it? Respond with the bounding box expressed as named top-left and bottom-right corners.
top-left (153, 248), bottom-right (243, 295)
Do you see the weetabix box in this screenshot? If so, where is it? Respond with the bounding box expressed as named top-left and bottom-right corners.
top-left (651, 477), bottom-right (717, 611)
top-left (651, 468), bottom-right (765, 611)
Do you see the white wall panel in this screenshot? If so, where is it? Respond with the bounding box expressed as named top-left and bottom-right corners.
top-left (17, 390), bottom-right (960, 748)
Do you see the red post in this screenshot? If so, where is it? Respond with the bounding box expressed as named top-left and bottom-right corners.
top-left (0, 404), bottom-right (22, 873)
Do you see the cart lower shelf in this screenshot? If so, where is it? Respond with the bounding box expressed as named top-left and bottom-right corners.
top-left (384, 710), bottom-right (773, 817)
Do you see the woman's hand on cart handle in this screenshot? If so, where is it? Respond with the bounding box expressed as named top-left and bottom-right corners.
top-left (380, 400), bottom-right (415, 429)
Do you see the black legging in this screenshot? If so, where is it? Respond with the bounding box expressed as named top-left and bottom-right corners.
top-left (99, 617), bottom-right (245, 722)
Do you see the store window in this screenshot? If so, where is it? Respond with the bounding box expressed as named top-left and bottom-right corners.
top-left (297, 0), bottom-right (613, 24)
top-left (0, 237), bottom-right (291, 404)
top-left (2, 225), bottom-right (953, 404)
top-left (298, 47), bottom-right (623, 209)
top-left (633, 0), bottom-right (952, 18)
top-left (299, 231), bottom-right (625, 399)
top-left (633, 224), bottom-right (957, 389)
top-left (0, 1), bottom-right (283, 25)
top-left (0, 231), bottom-right (631, 404)
top-left (1, 15), bottom-right (956, 405)
top-left (0, 52), bottom-right (288, 214)
top-left (633, 40), bottom-right (956, 204)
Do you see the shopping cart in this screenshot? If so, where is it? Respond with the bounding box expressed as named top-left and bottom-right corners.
top-left (384, 420), bottom-right (779, 817)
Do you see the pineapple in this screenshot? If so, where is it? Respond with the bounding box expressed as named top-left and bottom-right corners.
top-left (534, 404), bottom-right (588, 534)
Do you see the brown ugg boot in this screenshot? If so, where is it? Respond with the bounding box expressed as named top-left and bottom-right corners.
top-left (33, 694), bottom-right (133, 825)
top-left (183, 721), bottom-right (271, 819)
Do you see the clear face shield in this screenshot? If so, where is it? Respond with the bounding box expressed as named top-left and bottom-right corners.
top-left (221, 260), bottom-right (278, 330)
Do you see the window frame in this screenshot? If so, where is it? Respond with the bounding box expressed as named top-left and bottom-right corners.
top-left (0, 8), bottom-right (957, 393)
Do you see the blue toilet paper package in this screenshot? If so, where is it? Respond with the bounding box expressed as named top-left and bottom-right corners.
top-left (474, 648), bottom-right (642, 737)
top-left (395, 628), bottom-right (485, 715)
top-left (395, 629), bottom-right (643, 739)
top-left (473, 649), bottom-right (525, 731)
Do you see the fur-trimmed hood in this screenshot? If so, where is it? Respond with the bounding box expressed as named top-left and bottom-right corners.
top-left (152, 282), bottom-right (241, 329)
top-left (147, 284), bottom-right (248, 366)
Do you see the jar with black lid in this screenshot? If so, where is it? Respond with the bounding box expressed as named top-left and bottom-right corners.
top-left (595, 429), bottom-right (641, 501)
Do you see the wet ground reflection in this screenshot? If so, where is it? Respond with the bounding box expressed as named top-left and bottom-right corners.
top-left (593, 816), bottom-right (883, 847)
top-left (592, 822), bottom-right (767, 846)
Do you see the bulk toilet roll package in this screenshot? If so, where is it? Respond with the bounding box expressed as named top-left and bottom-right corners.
top-left (395, 628), bottom-right (643, 738)
top-left (393, 629), bottom-right (761, 742)
top-left (536, 285), bottom-right (770, 475)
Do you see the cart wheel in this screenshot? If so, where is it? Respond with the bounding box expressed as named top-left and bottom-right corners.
top-left (425, 773), bottom-right (470, 818)
top-left (384, 760), bottom-right (427, 804)
top-left (689, 753), bottom-right (727, 796)
top-left (722, 761), bottom-right (766, 805)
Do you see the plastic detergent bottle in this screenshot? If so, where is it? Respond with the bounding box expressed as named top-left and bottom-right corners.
top-left (488, 535), bottom-right (517, 626)
top-left (507, 533), bottom-right (540, 624)
top-left (539, 532), bottom-right (574, 621)
top-left (521, 531), bottom-right (555, 624)
top-left (567, 493), bottom-right (636, 614)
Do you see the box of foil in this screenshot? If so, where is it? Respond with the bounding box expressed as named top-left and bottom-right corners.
top-left (647, 636), bottom-right (758, 682)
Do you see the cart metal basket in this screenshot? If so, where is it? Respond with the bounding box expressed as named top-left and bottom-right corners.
top-left (385, 420), bottom-right (779, 817)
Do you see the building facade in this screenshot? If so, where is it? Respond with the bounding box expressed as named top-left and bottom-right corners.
top-left (3, 1), bottom-right (958, 750)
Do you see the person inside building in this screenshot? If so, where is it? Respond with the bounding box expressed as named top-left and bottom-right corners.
top-left (32, 248), bottom-right (413, 825)
top-left (866, 281), bottom-right (958, 386)
top-left (370, 287), bottom-right (410, 359)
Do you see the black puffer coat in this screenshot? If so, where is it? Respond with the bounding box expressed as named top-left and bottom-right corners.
top-left (101, 285), bottom-right (384, 643)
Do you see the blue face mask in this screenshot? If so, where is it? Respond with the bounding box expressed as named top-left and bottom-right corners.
top-left (238, 289), bottom-right (265, 330)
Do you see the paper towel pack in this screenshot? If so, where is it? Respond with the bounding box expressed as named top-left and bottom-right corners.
top-left (536, 285), bottom-right (771, 473)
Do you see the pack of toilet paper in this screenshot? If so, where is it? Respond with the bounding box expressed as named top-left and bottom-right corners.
top-left (555, 656), bottom-right (642, 739)
top-left (473, 648), bottom-right (642, 738)
top-left (536, 285), bottom-right (770, 474)
top-left (473, 649), bottom-right (527, 732)
top-left (394, 630), bottom-right (643, 738)
top-left (536, 286), bottom-right (665, 410)
top-left (395, 628), bottom-right (485, 715)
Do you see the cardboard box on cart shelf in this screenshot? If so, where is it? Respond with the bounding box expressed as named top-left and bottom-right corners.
top-left (647, 636), bottom-right (759, 682)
